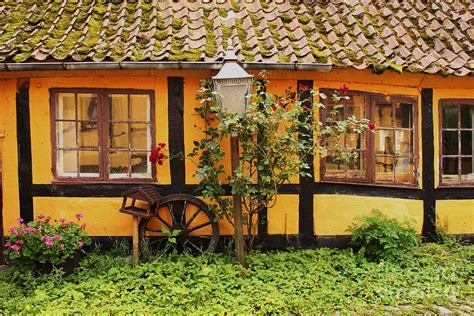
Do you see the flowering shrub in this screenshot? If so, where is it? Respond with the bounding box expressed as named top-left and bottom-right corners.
top-left (191, 74), bottom-right (370, 249)
top-left (3, 214), bottom-right (91, 270)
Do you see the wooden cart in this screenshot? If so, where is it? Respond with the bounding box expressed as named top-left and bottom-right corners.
top-left (120, 186), bottom-right (220, 264)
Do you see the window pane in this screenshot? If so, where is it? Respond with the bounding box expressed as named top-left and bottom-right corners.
top-left (375, 129), bottom-right (394, 155)
top-left (327, 134), bottom-right (344, 148)
top-left (461, 131), bottom-right (473, 155)
top-left (110, 94), bottom-right (128, 121)
top-left (131, 152), bottom-right (150, 176)
top-left (394, 130), bottom-right (411, 155)
top-left (442, 104), bottom-right (458, 128)
top-left (461, 157), bottom-right (474, 182)
top-left (375, 156), bottom-right (394, 182)
top-left (395, 158), bottom-right (413, 183)
top-left (461, 104), bottom-right (474, 129)
top-left (57, 150), bottom-right (77, 176)
top-left (346, 133), bottom-right (362, 149)
top-left (77, 94), bottom-right (98, 121)
top-left (110, 151), bottom-right (129, 176)
top-left (79, 151), bottom-right (99, 176)
top-left (56, 121), bottom-right (76, 148)
top-left (347, 151), bottom-right (365, 177)
top-left (374, 104), bottom-right (393, 127)
top-left (131, 95), bottom-right (149, 122)
top-left (394, 103), bottom-right (412, 128)
top-left (110, 123), bottom-right (129, 149)
top-left (442, 157), bottom-right (459, 183)
top-left (442, 131), bottom-right (458, 155)
top-left (56, 93), bottom-right (75, 120)
top-left (346, 95), bottom-right (364, 119)
top-left (325, 156), bottom-right (345, 178)
top-left (79, 122), bottom-right (99, 148)
top-left (130, 123), bottom-right (149, 150)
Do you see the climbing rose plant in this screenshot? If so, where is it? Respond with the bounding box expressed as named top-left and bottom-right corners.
top-left (190, 74), bottom-right (371, 249)
top-left (4, 214), bottom-right (91, 270)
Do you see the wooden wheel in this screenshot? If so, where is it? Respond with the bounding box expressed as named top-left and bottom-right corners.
top-left (138, 194), bottom-right (219, 257)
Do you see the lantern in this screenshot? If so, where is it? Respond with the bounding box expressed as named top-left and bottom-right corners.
top-left (212, 39), bottom-right (253, 118)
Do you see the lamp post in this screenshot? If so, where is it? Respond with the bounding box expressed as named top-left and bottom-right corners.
top-left (212, 39), bottom-right (253, 266)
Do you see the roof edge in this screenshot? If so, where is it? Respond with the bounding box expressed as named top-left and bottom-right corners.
top-left (0, 62), bottom-right (333, 72)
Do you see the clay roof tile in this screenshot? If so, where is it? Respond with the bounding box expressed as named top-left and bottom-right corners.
top-left (0, 0), bottom-right (469, 76)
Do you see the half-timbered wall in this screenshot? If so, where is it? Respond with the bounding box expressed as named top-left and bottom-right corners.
top-left (0, 68), bottom-right (472, 246)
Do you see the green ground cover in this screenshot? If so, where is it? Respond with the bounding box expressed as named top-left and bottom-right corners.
top-left (1, 243), bottom-right (473, 314)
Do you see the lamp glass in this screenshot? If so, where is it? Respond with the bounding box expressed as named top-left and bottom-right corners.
top-left (213, 78), bottom-right (252, 117)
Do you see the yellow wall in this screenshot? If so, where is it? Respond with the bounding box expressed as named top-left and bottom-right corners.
top-left (436, 200), bottom-right (474, 235)
top-left (267, 194), bottom-right (299, 235)
top-left (0, 68), bottom-right (473, 237)
top-left (33, 197), bottom-right (131, 236)
top-left (313, 195), bottom-right (424, 235)
top-left (0, 79), bottom-right (20, 232)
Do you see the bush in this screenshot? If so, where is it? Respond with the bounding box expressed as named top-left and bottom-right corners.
top-left (347, 209), bottom-right (420, 262)
top-left (3, 214), bottom-right (91, 270)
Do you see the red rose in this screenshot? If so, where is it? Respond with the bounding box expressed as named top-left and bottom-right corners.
top-left (149, 147), bottom-right (159, 163)
top-left (340, 84), bottom-right (349, 94)
top-left (159, 143), bottom-right (166, 148)
top-left (158, 160), bottom-right (163, 165)
top-left (290, 91), bottom-right (296, 99)
top-left (298, 83), bottom-right (309, 92)
top-left (158, 153), bottom-right (165, 159)
top-left (272, 105), bottom-right (277, 111)
top-left (368, 121), bottom-right (376, 130)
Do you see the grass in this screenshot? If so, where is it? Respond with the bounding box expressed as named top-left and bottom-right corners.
top-left (0, 243), bottom-right (473, 314)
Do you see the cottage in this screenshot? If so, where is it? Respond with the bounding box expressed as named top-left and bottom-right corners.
top-left (0, 0), bottom-right (472, 250)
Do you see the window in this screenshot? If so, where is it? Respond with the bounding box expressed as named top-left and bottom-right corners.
top-left (440, 99), bottom-right (474, 185)
top-left (51, 89), bottom-right (155, 181)
top-left (320, 90), bottom-right (418, 186)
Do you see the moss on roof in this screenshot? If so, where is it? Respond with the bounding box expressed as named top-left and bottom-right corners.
top-left (0, 0), bottom-right (471, 76)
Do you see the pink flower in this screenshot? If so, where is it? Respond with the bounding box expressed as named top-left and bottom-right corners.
top-left (15, 239), bottom-right (24, 245)
top-left (25, 227), bottom-right (35, 232)
top-left (75, 213), bottom-right (84, 220)
top-left (45, 240), bottom-right (54, 247)
top-left (60, 217), bottom-right (66, 223)
top-left (4, 242), bottom-right (11, 248)
top-left (59, 244), bottom-right (65, 249)
top-left (52, 235), bottom-right (61, 240)
top-left (8, 227), bottom-right (17, 234)
top-left (10, 245), bottom-right (20, 252)
top-left (368, 121), bottom-right (376, 130)
top-left (340, 84), bottom-right (349, 94)
top-left (37, 214), bottom-right (45, 220)
top-left (16, 217), bottom-right (24, 223)
top-left (77, 241), bottom-right (84, 248)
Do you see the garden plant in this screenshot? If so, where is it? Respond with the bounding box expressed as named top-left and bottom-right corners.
top-left (188, 75), bottom-right (371, 249)
top-left (3, 214), bottom-right (91, 272)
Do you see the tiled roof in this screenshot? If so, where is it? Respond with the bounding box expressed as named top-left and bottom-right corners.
top-left (0, 0), bottom-right (472, 76)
